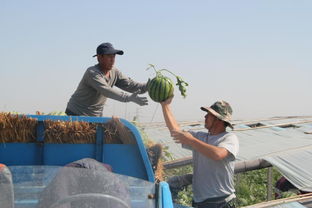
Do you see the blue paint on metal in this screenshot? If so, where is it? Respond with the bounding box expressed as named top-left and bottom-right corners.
top-left (103, 144), bottom-right (147, 179)
top-left (0, 143), bottom-right (150, 180)
top-left (36, 121), bottom-right (45, 141)
top-left (119, 118), bottom-right (155, 182)
top-left (159, 182), bottom-right (174, 208)
top-left (0, 143), bottom-right (40, 165)
top-left (95, 125), bottom-right (104, 162)
top-left (36, 121), bottom-right (45, 165)
top-left (27, 115), bottom-right (112, 123)
top-left (43, 144), bottom-right (96, 165)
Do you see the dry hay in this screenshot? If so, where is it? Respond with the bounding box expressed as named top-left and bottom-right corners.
top-left (146, 141), bottom-right (164, 182)
top-left (0, 112), bottom-right (37, 143)
top-left (45, 117), bottom-right (136, 144)
top-left (155, 157), bottom-right (164, 182)
top-left (44, 120), bottom-right (97, 143)
top-left (0, 113), bottom-right (137, 144)
top-left (100, 117), bottom-right (136, 144)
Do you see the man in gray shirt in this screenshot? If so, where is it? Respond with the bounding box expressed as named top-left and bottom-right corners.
top-left (66, 42), bottom-right (148, 117)
top-left (161, 98), bottom-right (239, 208)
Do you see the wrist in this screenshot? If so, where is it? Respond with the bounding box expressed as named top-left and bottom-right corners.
top-left (188, 135), bottom-right (198, 147)
top-left (125, 94), bottom-right (131, 102)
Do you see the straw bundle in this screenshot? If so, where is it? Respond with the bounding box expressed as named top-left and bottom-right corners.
top-left (44, 120), bottom-right (96, 143)
top-left (155, 158), bottom-right (164, 182)
top-left (44, 117), bottom-right (136, 144)
top-left (0, 113), bottom-right (137, 144)
top-left (101, 117), bottom-right (136, 144)
top-left (0, 112), bottom-right (37, 143)
top-left (146, 141), bottom-right (164, 182)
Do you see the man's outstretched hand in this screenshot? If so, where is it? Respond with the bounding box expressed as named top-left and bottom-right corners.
top-left (129, 92), bottom-right (148, 106)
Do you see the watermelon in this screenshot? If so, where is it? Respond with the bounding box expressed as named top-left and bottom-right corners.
top-left (146, 64), bottom-right (188, 103)
top-left (147, 75), bottom-right (174, 102)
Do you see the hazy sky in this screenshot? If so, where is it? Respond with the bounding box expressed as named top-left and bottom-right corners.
top-left (1, 0), bottom-right (311, 123)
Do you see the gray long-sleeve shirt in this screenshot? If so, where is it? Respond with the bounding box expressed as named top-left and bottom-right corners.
top-left (66, 64), bottom-right (146, 117)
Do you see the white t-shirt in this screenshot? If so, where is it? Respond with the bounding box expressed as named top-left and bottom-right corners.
top-left (183, 131), bottom-right (239, 203)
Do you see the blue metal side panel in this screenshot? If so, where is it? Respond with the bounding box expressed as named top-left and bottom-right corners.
top-left (159, 182), bottom-right (174, 208)
top-left (0, 143), bottom-right (150, 180)
top-left (102, 144), bottom-right (147, 180)
top-left (119, 118), bottom-right (155, 182)
top-left (26, 115), bottom-right (112, 123)
top-left (95, 126), bottom-right (104, 161)
top-left (36, 121), bottom-right (45, 165)
top-left (0, 143), bottom-right (41, 165)
top-left (43, 144), bottom-right (96, 165)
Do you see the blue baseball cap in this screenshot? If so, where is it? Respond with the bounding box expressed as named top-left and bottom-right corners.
top-left (93, 42), bottom-right (124, 57)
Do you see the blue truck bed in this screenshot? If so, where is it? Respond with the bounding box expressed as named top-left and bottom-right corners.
top-left (0, 115), bottom-right (174, 208)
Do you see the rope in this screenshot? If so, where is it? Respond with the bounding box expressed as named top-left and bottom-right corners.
top-left (149, 104), bottom-right (159, 123)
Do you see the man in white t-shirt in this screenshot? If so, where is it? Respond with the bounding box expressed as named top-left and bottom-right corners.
top-left (161, 98), bottom-right (239, 208)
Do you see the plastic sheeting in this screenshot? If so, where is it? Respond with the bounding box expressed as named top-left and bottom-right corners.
top-left (271, 202), bottom-right (306, 208)
top-left (263, 146), bottom-right (312, 192)
top-left (1, 166), bottom-right (156, 208)
top-left (143, 119), bottom-right (312, 161)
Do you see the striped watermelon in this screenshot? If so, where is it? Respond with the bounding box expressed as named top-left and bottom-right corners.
top-left (147, 75), bottom-right (174, 102)
top-left (146, 64), bottom-right (188, 102)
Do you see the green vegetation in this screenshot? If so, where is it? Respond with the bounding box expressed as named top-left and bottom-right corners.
top-left (164, 165), bottom-right (297, 207)
top-left (235, 168), bottom-right (279, 207)
top-left (164, 165), bottom-right (193, 206)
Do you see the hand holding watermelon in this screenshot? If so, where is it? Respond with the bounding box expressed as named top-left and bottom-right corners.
top-left (146, 64), bottom-right (188, 102)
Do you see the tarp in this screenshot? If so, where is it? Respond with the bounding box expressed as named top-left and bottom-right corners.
top-left (263, 146), bottom-right (312, 192)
